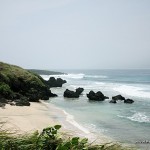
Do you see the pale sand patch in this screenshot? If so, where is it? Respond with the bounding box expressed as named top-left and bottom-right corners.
top-left (0, 100), bottom-right (112, 144)
top-left (0, 101), bottom-right (60, 133)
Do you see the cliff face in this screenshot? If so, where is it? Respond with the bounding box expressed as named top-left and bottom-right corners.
top-left (0, 62), bottom-right (57, 106)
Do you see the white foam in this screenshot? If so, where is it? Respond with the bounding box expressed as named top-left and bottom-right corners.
top-left (62, 110), bottom-right (90, 134)
top-left (127, 112), bottom-right (150, 123)
top-left (113, 85), bottom-right (150, 98)
top-left (40, 74), bottom-right (85, 80)
top-left (118, 112), bottom-right (150, 123)
top-left (85, 75), bottom-right (108, 79)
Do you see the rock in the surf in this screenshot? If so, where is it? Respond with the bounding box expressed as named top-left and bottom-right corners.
top-left (124, 99), bottom-right (134, 104)
top-left (75, 87), bottom-right (84, 95)
top-left (87, 90), bottom-right (108, 101)
top-left (109, 99), bottom-right (117, 103)
top-left (46, 77), bottom-right (66, 88)
top-left (112, 95), bottom-right (125, 101)
top-left (64, 89), bottom-right (80, 98)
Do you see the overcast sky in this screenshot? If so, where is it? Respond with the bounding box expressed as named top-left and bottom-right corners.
top-left (0, 0), bottom-right (150, 69)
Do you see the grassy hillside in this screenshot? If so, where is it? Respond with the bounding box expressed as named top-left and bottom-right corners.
top-left (28, 69), bottom-right (65, 75)
top-left (0, 62), bottom-right (56, 106)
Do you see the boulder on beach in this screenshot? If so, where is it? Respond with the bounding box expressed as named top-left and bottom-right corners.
top-left (14, 97), bottom-right (30, 106)
top-left (124, 99), bottom-right (134, 104)
top-left (87, 90), bottom-right (108, 101)
top-left (64, 89), bottom-right (80, 98)
top-left (46, 77), bottom-right (66, 88)
top-left (112, 95), bottom-right (125, 101)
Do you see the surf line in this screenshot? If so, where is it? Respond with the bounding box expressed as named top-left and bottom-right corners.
top-left (62, 110), bottom-right (90, 134)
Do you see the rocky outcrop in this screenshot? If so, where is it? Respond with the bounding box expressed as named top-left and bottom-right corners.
top-left (112, 95), bottom-right (125, 101)
top-left (87, 91), bottom-right (108, 101)
top-left (75, 87), bottom-right (84, 95)
top-left (110, 95), bottom-right (134, 104)
top-left (64, 89), bottom-right (79, 98)
top-left (124, 99), bottom-right (134, 104)
top-left (46, 77), bottom-right (66, 88)
top-left (109, 99), bottom-right (117, 103)
top-left (0, 62), bottom-right (58, 106)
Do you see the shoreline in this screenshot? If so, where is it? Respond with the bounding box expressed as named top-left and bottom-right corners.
top-left (0, 100), bottom-right (112, 144)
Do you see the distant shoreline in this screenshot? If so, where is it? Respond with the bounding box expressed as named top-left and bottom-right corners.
top-left (27, 69), bottom-right (66, 75)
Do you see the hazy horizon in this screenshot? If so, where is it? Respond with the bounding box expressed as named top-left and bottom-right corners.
top-left (0, 0), bottom-right (150, 70)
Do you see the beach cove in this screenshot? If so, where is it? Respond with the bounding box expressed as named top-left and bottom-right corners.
top-left (0, 100), bottom-right (111, 144)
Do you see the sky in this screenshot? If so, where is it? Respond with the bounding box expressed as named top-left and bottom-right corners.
top-left (0, 0), bottom-right (150, 70)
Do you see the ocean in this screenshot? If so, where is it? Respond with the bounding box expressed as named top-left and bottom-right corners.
top-left (41, 69), bottom-right (150, 147)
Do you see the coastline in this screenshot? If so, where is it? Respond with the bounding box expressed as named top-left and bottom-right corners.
top-left (0, 100), bottom-right (112, 144)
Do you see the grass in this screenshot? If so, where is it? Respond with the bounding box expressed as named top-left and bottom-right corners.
top-left (0, 122), bottom-right (136, 150)
top-left (0, 62), bottom-right (45, 88)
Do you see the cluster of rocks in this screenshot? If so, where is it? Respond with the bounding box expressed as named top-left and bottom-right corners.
top-left (46, 77), bottom-right (66, 88)
top-left (109, 95), bottom-right (134, 104)
top-left (64, 88), bottom-right (84, 98)
top-left (63, 88), bottom-right (134, 104)
top-left (87, 91), bottom-right (109, 101)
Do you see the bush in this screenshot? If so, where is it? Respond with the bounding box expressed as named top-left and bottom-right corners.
top-left (0, 82), bottom-right (13, 97)
top-left (0, 123), bottom-right (135, 150)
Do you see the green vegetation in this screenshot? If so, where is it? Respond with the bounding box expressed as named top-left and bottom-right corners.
top-left (0, 62), bottom-right (45, 88)
top-left (0, 62), bottom-right (56, 104)
top-left (0, 122), bottom-right (135, 150)
top-left (0, 82), bottom-right (13, 97)
top-left (28, 69), bottom-right (65, 75)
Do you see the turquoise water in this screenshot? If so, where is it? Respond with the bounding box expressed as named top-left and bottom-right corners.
top-left (41, 70), bottom-right (150, 146)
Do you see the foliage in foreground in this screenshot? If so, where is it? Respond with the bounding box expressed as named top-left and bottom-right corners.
top-left (0, 123), bottom-right (134, 150)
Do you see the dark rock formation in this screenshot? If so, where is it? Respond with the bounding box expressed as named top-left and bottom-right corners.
top-left (124, 99), bottom-right (134, 104)
top-left (64, 87), bottom-right (84, 98)
top-left (64, 89), bottom-right (79, 98)
top-left (109, 99), bottom-right (117, 103)
top-left (14, 96), bottom-right (30, 106)
top-left (75, 87), bottom-right (84, 95)
top-left (112, 95), bottom-right (125, 101)
top-left (104, 96), bottom-right (109, 99)
top-left (0, 103), bottom-right (6, 107)
top-left (46, 77), bottom-right (66, 88)
top-left (87, 91), bottom-right (108, 101)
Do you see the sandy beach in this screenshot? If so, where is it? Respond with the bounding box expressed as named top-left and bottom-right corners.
top-left (0, 100), bottom-right (111, 144)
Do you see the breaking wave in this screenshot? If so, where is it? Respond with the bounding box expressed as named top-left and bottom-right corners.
top-left (118, 112), bottom-right (150, 123)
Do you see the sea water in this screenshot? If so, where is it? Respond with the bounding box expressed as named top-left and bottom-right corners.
top-left (41, 70), bottom-right (150, 146)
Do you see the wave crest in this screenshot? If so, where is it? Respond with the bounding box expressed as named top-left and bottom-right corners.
top-left (118, 112), bottom-right (150, 123)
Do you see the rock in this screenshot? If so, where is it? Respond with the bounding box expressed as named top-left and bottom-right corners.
top-left (0, 103), bottom-right (6, 107)
top-left (41, 96), bottom-right (49, 100)
top-left (112, 95), bottom-right (125, 101)
top-left (104, 96), bottom-right (109, 99)
top-left (0, 96), bottom-right (7, 103)
top-left (87, 91), bottom-right (107, 101)
top-left (9, 102), bottom-right (15, 106)
top-left (75, 87), bottom-right (84, 95)
top-left (64, 89), bottom-right (79, 98)
top-left (48, 92), bottom-right (57, 97)
top-left (15, 97), bottom-right (30, 106)
top-left (46, 77), bottom-right (66, 87)
top-left (109, 99), bottom-right (117, 103)
top-left (124, 99), bottom-right (134, 104)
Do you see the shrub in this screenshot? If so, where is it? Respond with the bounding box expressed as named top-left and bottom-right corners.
top-left (0, 123), bottom-right (135, 150)
top-left (0, 82), bottom-right (13, 96)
